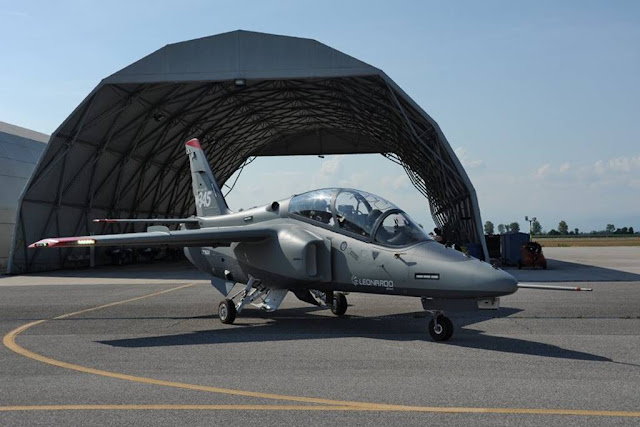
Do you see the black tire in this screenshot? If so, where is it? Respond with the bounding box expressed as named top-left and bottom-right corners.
top-left (428, 316), bottom-right (454, 341)
top-left (442, 316), bottom-right (454, 340)
top-left (218, 299), bottom-right (236, 324)
top-left (330, 293), bottom-right (348, 316)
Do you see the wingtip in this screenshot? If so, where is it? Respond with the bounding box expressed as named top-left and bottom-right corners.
top-left (185, 138), bottom-right (201, 149)
top-left (29, 238), bottom-right (59, 249)
top-left (28, 237), bottom-right (96, 249)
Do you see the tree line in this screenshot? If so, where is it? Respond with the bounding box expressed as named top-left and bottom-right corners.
top-left (483, 220), bottom-right (636, 236)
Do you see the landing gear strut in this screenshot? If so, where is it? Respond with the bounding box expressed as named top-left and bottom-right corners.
top-left (217, 276), bottom-right (287, 325)
top-left (428, 312), bottom-right (454, 341)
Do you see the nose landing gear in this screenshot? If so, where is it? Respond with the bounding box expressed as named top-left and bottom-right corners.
top-left (428, 312), bottom-right (454, 341)
top-left (330, 292), bottom-right (348, 316)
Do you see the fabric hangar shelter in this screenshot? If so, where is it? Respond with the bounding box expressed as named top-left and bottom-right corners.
top-left (8, 30), bottom-right (487, 273)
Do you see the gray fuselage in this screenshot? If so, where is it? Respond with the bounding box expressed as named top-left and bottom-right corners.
top-left (184, 192), bottom-right (518, 300)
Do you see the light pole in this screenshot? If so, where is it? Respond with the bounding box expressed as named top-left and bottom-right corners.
top-left (525, 216), bottom-right (536, 240)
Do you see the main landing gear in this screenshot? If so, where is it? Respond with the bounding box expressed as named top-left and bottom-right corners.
top-left (217, 276), bottom-right (287, 325)
top-left (428, 312), bottom-right (454, 341)
top-left (218, 299), bottom-right (236, 324)
top-left (307, 290), bottom-right (349, 316)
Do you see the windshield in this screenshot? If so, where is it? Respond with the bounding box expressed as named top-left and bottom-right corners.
top-left (374, 211), bottom-right (431, 247)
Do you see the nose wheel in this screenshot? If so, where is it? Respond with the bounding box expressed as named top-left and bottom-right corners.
top-left (330, 293), bottom-right (348, 316)
top-left (428, 314), bottom-right (454, 341)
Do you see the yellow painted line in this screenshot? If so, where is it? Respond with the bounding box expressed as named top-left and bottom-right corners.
top-left (0, 405), bottom-right (638, 417)
top-left (0, 405), bottom-right (356, 412)
top-left (3, 283), bottom-right (640, 418)
top-left (52, 282), bottom-right (197, 320)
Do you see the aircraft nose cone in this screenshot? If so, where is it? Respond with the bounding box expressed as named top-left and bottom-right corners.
top-left (489, 268), bottom-right (518, 295)
top-left (473, 262), bottom-right (518, 296)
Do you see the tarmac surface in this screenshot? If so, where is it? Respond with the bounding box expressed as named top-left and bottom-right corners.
top-left (1, 247), bottom-right (639, 426)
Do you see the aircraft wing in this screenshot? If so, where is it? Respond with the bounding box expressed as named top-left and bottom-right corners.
top-left (29, 225), bottom-right (274, 249)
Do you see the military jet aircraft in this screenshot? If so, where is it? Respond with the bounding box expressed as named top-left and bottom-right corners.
top-left (29, 138), bottom-right (586, 341)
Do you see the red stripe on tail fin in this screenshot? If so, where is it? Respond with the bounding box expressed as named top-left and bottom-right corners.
top-left (185, 138), bottom-right (201, 149)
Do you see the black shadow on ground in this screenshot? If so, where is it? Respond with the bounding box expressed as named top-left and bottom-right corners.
top-left (98, 307), bottom-right (611, 363)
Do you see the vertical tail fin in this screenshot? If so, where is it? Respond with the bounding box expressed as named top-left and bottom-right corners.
top-left (185, 138), bottom-right (230, 217)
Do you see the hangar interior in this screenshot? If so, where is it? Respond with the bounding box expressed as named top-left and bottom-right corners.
top-left (9, 30), bottom-right (487, 273)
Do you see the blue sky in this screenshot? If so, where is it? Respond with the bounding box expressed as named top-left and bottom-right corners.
top-left (1, 0), bottom-right (638, 232)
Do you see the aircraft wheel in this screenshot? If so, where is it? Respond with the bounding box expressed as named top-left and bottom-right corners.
top-left (428, 315), bottom-right (454, 341)
top-left (330, 293), bottom-right (348, 316)
top-left (218, 299), bottom-right (236, 324)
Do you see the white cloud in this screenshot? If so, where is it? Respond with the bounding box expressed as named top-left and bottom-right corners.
top-left (319, 156), bottom-right (342, 175)
top-left (454, 147), bottom-right (485, 169)
top-left (594, 160), bottom-right (606, 175)
top-left (595, 155), bottom-right (640, 174)
top-left (381, 174), bottom-right (410, 191)
top-left (535, 163), bottom-right (551, 178)
top-left (0, 10), bottom-right (29, 17)
top-left (312, 156), bottom-right (343, 188)
top-left (536, 155), bottom-right (640, 183)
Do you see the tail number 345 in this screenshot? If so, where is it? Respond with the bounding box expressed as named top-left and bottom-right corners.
top-left (196, 190), bottom-right (212, 208)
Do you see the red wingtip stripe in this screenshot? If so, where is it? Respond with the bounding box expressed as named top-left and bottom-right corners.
top-left (185, 138), bottom-right (201, 149)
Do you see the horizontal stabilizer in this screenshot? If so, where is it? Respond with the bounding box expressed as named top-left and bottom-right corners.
top-left (93, 218), bottom-right (199, 224)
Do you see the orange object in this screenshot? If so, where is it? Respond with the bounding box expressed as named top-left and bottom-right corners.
top-left (518, 242), bottom-right (547, 269)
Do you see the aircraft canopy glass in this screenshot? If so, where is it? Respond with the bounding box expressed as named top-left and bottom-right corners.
top-left (374, 212), bottom-right (430, 247)
top-left (288, 189), bottom-right (335, 225)
top-left (289, 188), bottom-right (430, 246)
top-left (334, 189), bottom-right (395, 238)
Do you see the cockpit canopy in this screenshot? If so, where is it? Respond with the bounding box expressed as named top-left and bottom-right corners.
top-left (288, 188), bottom-right (431, 247)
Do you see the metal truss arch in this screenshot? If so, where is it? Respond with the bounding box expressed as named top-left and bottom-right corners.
top-left (9, 30), bottom-right (487, 273)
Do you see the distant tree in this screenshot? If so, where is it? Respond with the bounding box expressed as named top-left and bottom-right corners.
top-left (606, 224), bottom-right (616, 233)
top-left (630, 227), bottom-right (635, 234)
top-left (497, 224), bottom-right (506, 234)
top-left (574, 228), bottom-right (579, 235)
top-left (558, 220), bottom-right (569, 235)
top-left (505, 224), bottom-right (511, 233)
top-left (621, 227), bottom-right (629, 234)
top-left (548, 229), bottom-right (560, 236)
top-left (484, 221), bottom-right (495, 235)
top-left (531, 220), bottom-right (542, 235)
top-left (509, 222), bottom-right (520, 233)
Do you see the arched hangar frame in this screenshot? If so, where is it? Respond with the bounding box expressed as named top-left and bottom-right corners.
top-left (8, 30), bottom-right (488, 273)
